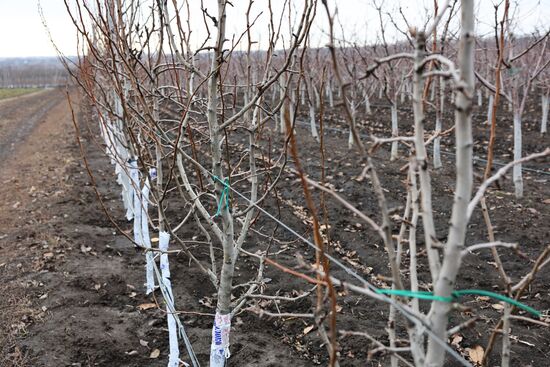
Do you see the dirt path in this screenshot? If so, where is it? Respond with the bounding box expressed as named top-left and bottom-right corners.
top-left (0, 89), bottom-right (171, 366)
top-left (0, 90), bottom-right (305, 367)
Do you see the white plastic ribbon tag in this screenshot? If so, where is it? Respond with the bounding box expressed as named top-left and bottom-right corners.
top-left (210, 312), bottom-right (231, 366)
top-left (159, 231), bottom-right (180, 367)
top-left (122, 160), bottom-right (133, 220)
top-left (131, 161), bottom-right (155, 294)
top-left (140, 178), bottom-right (155, 294)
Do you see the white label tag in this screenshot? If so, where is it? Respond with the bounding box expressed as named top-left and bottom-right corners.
top-left (210, 312), bottom-right (231, 366)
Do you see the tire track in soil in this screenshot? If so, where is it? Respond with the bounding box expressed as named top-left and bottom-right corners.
top-left (0, 89), bottom-right (56, 165)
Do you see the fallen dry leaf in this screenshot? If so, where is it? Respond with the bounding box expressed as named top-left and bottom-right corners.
top-left (491, 303), bottom-right (504, 310)
top-left (451, 334), bottom-right (463, 347)
top-left (138, 303), bottom-right (156, 311)
top-left (150, 348), bottom-right (160, 359)
top-left (303, 325), bottom-right (314, 335)
top-left (467, 345), bottom-right (484, 365)
top-left (527, 208), bottom-right (539, 215)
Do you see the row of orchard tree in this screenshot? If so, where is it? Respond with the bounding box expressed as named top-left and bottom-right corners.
top-left (0, 57), bottom-right (70, 88)
top-left (57, 0), bottom-right (549, 366)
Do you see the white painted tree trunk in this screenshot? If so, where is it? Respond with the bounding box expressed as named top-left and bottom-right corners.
top-left (513, 109), bottom-right (523, 198)
top-left (541, 93), bottom-right (548, 134)
top-left (390, 103), bottom-right (399, 160)
top-left (208, 3), bottom-right (235, 366)
top-left (279, 82), bottom-right (286, 134)
top-left (328, 84), bottom-right (334, 108)
top-left (486, 94), bottom-right (494, 125)
top-left (309, 98), bottom-right (319, 140)
top-left (501, 304), bottom-right (512, 367)
top-left (433, 116), bottom-right (442, 169)
top-left (365, 93), bottom-right (371, 114)
top-left (289, 88), bottom-right (296, 126)
top-left (271, 83), bottom-right (277, 104)
top-left (433, 78), bottom-right (445, 169)
top-left (412, 34), bottom-right (440, 285)
top-left (243, 91), bottom-right (250, 124)
top-left (348, 100), bottom-right (356, 149)
top-left (425, 0), bottom-right (475, 363)
top-left (313, 84), bottom-right (321, 109)
top-left (307, 78), bottom-right (319, 141)
top-left (189, 55), bottom-right (195, 95)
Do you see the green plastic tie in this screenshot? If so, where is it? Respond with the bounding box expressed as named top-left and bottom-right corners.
top-left (375, 288), bottom-right (540, 318)
top-left (212, 176), bottom-right (230, 217)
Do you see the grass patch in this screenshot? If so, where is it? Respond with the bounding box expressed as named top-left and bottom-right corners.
top-left (0, 88), bottom-right (42, 100)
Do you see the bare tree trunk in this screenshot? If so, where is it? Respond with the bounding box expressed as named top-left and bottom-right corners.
top-left (425, 0), bottom-right (475, 364)
top-left (407, 162), bottom-right (426, 365)
top-left (412, 33), bottom-right (440, 281)
top-left (208, 2), bottom-right (234, 366)
top-left (501, 304), bottom-right (512, 367)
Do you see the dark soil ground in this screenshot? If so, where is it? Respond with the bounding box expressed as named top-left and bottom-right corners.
top-left (0, 88), bottom-right (548, 367)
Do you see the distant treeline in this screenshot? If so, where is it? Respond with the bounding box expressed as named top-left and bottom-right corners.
top-left (0, 57), bottom-right (72, 88)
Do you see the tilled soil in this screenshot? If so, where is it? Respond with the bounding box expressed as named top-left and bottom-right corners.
top-left (0, 89), bottom-right (306, 367)
top-left (0, 88), bottom-right (548, 367)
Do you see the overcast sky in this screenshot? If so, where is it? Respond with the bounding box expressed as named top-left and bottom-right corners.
top-left (0, 0), bottom-right (548, 58)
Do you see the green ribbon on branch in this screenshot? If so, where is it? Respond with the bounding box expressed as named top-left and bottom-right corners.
top-left (212, 176), bottom-right (230, 217)
top-left (375, 288), bottom-right (541, 318)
